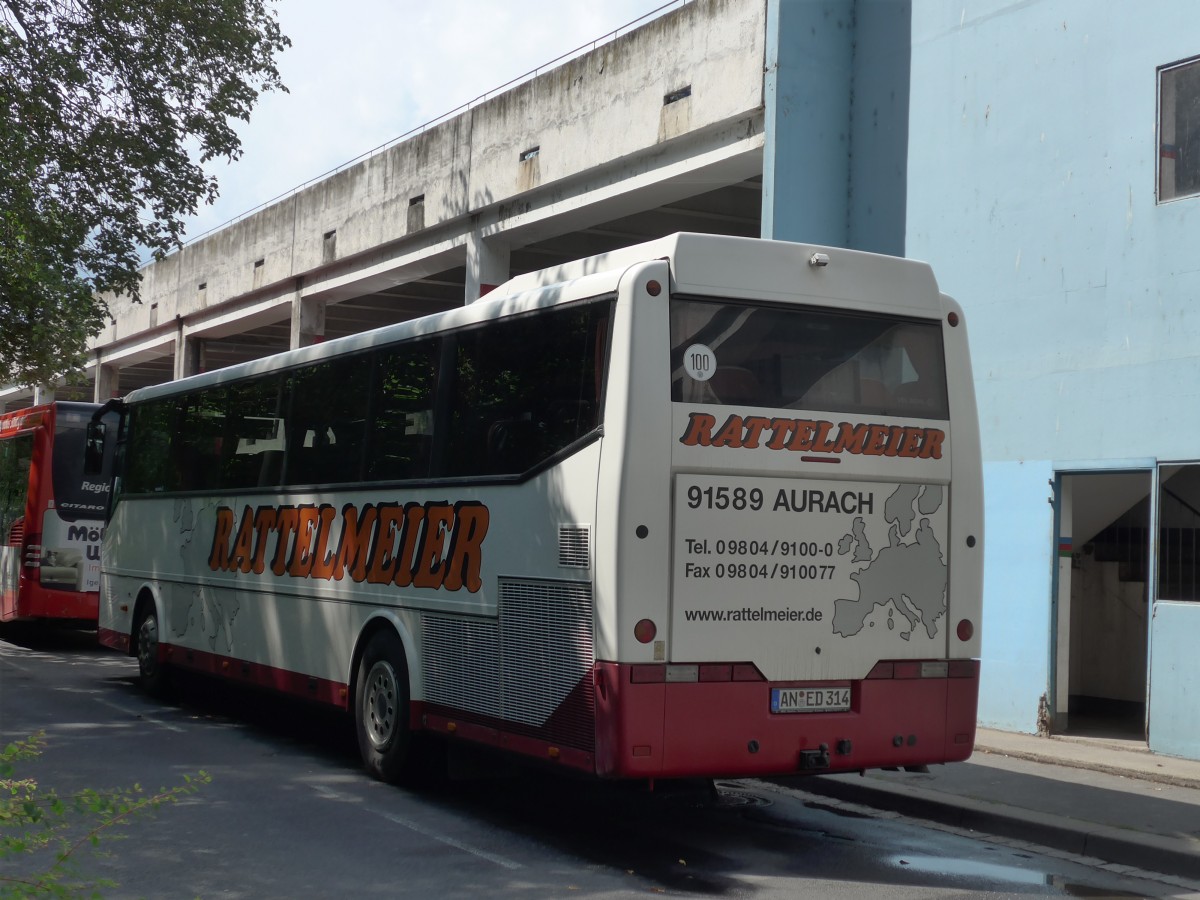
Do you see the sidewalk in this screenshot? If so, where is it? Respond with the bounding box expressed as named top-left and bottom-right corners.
top-left (788, 729), bottom-right (1200, 882)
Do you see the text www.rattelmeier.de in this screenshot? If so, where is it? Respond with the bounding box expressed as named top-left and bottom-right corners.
top-left (683, 606), bottom-right (823, 623)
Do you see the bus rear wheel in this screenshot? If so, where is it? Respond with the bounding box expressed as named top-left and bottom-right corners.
top-left (135, 607), bottom-right (172, 699)
top-left (355, 630), bottom-right (412, 784)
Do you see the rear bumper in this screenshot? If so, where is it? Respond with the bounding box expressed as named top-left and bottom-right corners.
top-left (2, 582), bottom-right (98, 623)
top-left (593, 660), bottom-right (979, 778)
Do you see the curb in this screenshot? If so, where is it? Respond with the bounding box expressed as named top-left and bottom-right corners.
top-left (974, 743), bottom-right (1200, 793)
top-left (791, 775), bottom-right (1200, 882)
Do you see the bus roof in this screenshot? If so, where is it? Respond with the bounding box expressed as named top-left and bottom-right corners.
top-left (491, 233), bottom-right (942, 314)
top-left (121, 233), bottom-right (944, 406)
top-left (0, 401), bottom-right (100, 435)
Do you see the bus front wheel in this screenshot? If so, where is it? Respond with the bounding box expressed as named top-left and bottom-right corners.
top-left (355, 630), bottom-right (412, 784)
top-left (135, 607), bottom-right (172, 699)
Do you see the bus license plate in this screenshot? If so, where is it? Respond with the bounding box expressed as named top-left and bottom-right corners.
top-left (771, 687), bottom-right (851, 714)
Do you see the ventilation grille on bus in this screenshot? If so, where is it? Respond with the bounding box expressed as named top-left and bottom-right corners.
top-left (422, 617), bottom-right (501, 715)
top-left (558, 525), bottom-right (590, 569)
top-left (499, 578), bottom-right (593, 729)
top-left (420, 578), bottom-right (595, 751)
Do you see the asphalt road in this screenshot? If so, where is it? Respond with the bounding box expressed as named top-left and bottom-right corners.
top-left (1, 623), bottom-right (1192, 900)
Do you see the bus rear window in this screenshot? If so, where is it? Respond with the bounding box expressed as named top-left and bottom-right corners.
top-left (670, 298), bottom-right (949, 420)
top-left (53, 409), bottom-right (113, 520)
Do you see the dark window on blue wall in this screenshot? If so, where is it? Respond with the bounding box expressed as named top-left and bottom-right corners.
top-left (1159, 57), bottom-right (1200, 202)
top-left (1158, 464), bottom-right (1200, 601)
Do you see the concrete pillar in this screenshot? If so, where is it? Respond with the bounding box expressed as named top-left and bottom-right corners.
top-left (465, 229), bottom-right (510, 303)
top-left (846, 0), bottom-right (911, 256)
top-left (762, 0), bottom-right (855, 247)
top-left (32, 385), bottom-right (56, 405)
top-left (761, 0), bottom-right (911, 254)
top-left (94, 363), bottom-right (120, 402)
top-left (291, 293), bottom-right (326, 349)
top-left (174, 329), bottom-right (206, 381)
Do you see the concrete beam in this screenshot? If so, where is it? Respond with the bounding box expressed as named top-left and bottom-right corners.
top-left (291, 293), bottom-right (327, 348)
top-left (466, 230), bottom-right (510, 301)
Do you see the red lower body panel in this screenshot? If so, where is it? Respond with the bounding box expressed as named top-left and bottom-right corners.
top-left (102, 628), bottom-right (979, 782)
top-left (1, 582), bottom-right (97, 623)
top-left (98, 626), bottom-right (129, 653)
top-left (593, 661), bottom-right (979, 778)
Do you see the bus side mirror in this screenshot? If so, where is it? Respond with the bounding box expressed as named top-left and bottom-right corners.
top-left (85, 421), bottom-right (106, 474)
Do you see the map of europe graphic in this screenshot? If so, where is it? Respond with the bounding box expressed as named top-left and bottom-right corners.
top-left (832, 484), bottom-right (947, 641)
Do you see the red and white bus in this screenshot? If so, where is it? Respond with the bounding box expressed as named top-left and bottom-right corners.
top-left (1, 401), bottom-right (116, 623)
top-left (99, 233), bottom-right (982, 783)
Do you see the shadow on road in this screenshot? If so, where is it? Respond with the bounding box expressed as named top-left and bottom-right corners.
top-left (0, 621), bottom-right (104, 654)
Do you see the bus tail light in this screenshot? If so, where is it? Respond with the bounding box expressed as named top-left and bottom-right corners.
top-left (867, 659), bottom-right (976, 679)
top-left (956, 619), bottom-right (975, 641)
top-left (732, 664), bottom-right (764, 682)
top-left (630, 665), bottom-right (665, 683)
top-left (948, 659), bottom-right (977, 678)
top-left (22, 534), bottom-right (42, 570)
top-left (633, 618), bottom-right (657, 643)
top-left (630, 663), bottom-right (766, 683)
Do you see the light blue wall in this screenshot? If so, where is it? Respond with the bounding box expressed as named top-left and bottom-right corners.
top-left (907, 1), bottom-right (1200, 465)
top-left (763, 0), bottom-right (1200, 745)
top-left (905, 1), bottom-right (1200, 746)
top-left (1149, 603), bottom-right (1200, 758)
top-left (978, 460), bottom-right (1056, 733)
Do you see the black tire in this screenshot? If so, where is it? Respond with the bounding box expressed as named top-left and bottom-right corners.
top-left (134, 606), bottom-right (173, 699)
top-left (355, 630), bottom-right (412, 784)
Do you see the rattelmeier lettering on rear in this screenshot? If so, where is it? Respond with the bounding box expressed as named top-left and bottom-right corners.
top-left (678, 412), bottom-right (944, 460)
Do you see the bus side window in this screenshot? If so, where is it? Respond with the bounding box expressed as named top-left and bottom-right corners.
top-left (446, 301), bottom-right (608, 477)
top-left (283, 355), bottom-right (371, 486)
top-left (175, 392), bottom-right (225, 492)
top-left (0, 436), bottom-right (33, 538)
top-left (123, 400), bottom-right (175, 493)
top-left (221, 375), bottom-right (286, 490)
top-left (368, 339), bottom-right (438, 483)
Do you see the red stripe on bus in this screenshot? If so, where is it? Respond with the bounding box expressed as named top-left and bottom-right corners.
top-left (155, 641), bottom-right (350, 709)
top-left (418, 706), bottom-right (596, 773)
top-left (98, 626), bottom-right (129, 653)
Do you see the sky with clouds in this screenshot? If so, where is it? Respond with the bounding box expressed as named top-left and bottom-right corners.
top-left (182, 0), bottom-right (679, 242)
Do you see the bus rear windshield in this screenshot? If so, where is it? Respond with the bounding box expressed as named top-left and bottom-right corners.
top-left (53, 408), bottom-right (113, 521)
top-left (670, 298), bottom-right (949, 420)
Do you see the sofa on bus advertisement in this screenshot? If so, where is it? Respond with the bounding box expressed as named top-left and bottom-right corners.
top-left (40, 514), bottom-right (102, 593)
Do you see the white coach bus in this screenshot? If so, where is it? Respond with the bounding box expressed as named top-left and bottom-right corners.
top-left (99, 233), bottom-right (983, 784)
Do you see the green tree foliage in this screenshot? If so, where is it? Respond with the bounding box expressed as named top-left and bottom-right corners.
top-left (0, 732), bottom-right (211, 897)
top-left (0, 0), bottom-right (290, 388)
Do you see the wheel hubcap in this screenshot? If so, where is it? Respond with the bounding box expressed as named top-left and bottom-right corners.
top-left (364, 660), bottom-right (398, 751)
top-left (138, 617), bottom-right (159, 677)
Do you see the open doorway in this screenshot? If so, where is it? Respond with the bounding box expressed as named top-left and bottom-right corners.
top-left (1053, 471), bottom-right (1152, 742)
